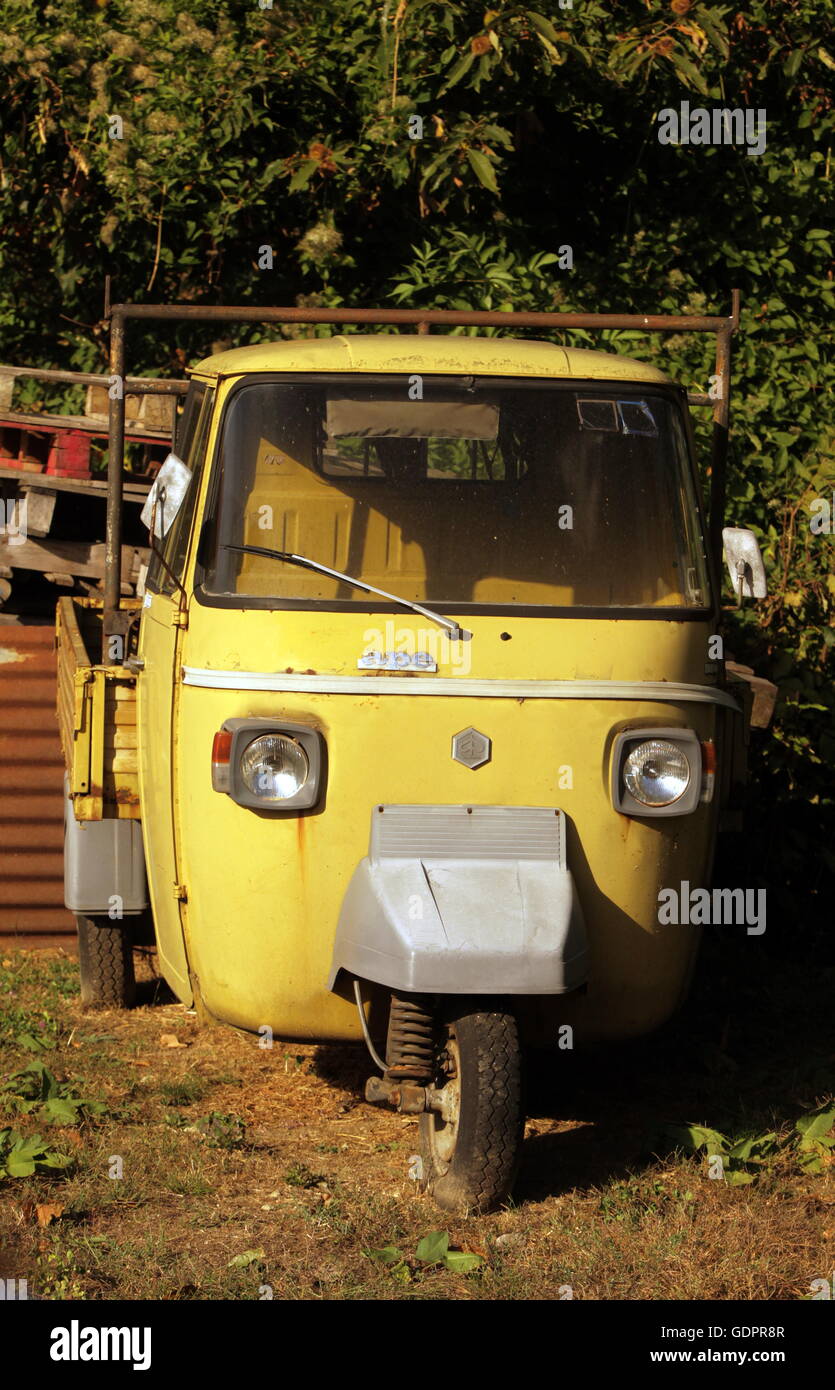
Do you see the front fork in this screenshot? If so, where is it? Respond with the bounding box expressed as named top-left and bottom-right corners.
top-left (363, 992), bottom-right (450, 1117)
top-left (360, 985), bottom-right (525, 1213)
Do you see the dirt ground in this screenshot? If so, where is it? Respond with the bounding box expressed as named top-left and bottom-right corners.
top-left (0, 939), bottom-right (832, 1301)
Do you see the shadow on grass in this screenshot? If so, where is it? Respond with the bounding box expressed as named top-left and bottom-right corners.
top-left (132, 945), bottom-right (177, 1008)
top-left (518, 928), bottom-right (835, 1204)
top-left (133, 976), bottom-right (178, 1007)
top-left (310, 1041), bottom-right (371, 1095)
top-left (306, 926), bottom-right (835, 1208)
top-left (127, 829), bottom-right (834, 1210)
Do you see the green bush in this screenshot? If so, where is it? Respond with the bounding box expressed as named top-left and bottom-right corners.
top-left (0, 0), bottom-right (831, 929)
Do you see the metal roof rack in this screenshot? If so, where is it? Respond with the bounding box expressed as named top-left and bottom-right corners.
top-left (103, 290), bottom-right (740, 648)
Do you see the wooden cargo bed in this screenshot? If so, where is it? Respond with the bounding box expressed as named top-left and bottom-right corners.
top-left (55, 596), bottom-right (142, 821)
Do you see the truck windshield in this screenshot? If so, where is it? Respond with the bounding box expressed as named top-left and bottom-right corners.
top-left (202, 378), bottom-right (711, 611)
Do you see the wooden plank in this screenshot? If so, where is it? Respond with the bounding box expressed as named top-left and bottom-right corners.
top-left (54, 596), bottom-right (142, 822)
top-left (109, 725), bottom-right (136, 749)
top-left (55, 600), bottom-right (90, 798)
top-left (56, 595), bottom-right (91, 669)
top-left (22, 488), bottom-right (57, 537)
top-left (106, 749), bottom-right (138, 773)
top-left (107, 681), bottom-right (139, 700)
top-left (0, 466), bottom-right (151, 503)
top-left (87, 384), bottom-right (176, 432)
top-left (56, 651), bottom-right (76, 715)
top-left (0, 407), bottom-right (171, 441)
top-left (107, 704), bottom-right (136, 727)
top-left (105, 728), bottom-right (138, 750)
top-left (0, 536), bottom-right (149, 581)
top-left (56, 671), bottom-right (75, 774)
top-left (0, 363), bottom-right (187, 394)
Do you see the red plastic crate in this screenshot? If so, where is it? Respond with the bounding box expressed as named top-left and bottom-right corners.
top-left (0, 425), bottom-right (47, 471)
top-left (46, 429), bottom-right (91, 478)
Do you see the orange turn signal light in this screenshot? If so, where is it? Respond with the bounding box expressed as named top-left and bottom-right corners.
top-left (211, 730), bottom-right (233, 791)
top-left (700, 740), bottom-right (716, 803)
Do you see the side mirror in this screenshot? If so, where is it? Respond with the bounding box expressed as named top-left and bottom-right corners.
top-left (722, 526), bottom-right (767, 602)
top-left (140, 452), bottom-right (192, 539)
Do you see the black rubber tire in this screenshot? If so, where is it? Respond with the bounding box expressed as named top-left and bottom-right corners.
top-left (419, 1001), bottom-right (524, 1214)
top-left (76, 914), bottom-right (136, 1009)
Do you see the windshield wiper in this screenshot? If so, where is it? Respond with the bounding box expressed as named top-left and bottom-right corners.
top-left (222, 544), bottom-right (464, 640)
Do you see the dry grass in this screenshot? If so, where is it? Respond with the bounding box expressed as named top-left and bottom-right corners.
top-left (0, 939), bottom-right (832, 1301)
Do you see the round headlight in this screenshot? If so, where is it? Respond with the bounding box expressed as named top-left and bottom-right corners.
top-left (623, 739), bottom-right (691, 807)
top-left (240, 734), bottom-right (309, 801)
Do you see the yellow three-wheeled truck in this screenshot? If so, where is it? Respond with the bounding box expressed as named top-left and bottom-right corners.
top-left (56, 299), bottom-right (771, 1211)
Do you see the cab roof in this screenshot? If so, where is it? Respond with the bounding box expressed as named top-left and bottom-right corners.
top-left (190, 333), bottom-right (671, 384)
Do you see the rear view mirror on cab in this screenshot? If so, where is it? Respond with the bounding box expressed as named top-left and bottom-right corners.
top-left (722, 526), bottom-right (767, 602)
top-left (140, 452), bottom-right (192, 538)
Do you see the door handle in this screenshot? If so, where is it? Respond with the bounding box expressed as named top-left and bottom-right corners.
top-left (124, 656), bottom-right (145, 672)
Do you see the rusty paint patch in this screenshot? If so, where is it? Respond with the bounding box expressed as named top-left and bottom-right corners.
top-left (114, 786), bottom-right (141, 807)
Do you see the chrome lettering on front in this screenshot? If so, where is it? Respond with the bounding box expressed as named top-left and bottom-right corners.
top-left (358, 650), bottom-right (437, 672)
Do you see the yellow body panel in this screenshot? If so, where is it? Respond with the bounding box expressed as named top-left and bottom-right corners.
top-left (171, 604), bottom-right (719, 1044)
top-left (136, 590), bottom-right (193, 1002)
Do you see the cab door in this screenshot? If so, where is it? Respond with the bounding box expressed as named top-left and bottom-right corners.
top-left (136, 381), bottom-right (214, 1001)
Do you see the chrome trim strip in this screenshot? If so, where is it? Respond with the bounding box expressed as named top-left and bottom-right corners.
top-left (181, 668), bottom-right (740, 711)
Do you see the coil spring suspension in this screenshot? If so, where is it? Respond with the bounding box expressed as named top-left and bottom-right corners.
top-left (385, 994), bottom-right (435, 1084)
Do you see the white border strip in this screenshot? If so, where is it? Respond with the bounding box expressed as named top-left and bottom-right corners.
top-left (182, 667), bottom-right (740, 710)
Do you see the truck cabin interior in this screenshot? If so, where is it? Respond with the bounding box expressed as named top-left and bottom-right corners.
top-left (201, 380), bottom-right (711, 611)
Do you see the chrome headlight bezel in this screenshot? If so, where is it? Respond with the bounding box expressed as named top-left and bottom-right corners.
top-left (611, 727), bottom-right (701, 818)
top-left (218, 718), bottom-right (325, 812)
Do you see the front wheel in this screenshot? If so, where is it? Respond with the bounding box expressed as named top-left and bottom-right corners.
top-left (76, 914), bottom-right (136, 1009)
top-left (419, 1001), bottom-right (524, 1214)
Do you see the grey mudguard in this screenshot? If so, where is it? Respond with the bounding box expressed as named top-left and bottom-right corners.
top-left (328, 805), bottom-right (588, 995)
top-left (64, 777), bottom-right (148, 915)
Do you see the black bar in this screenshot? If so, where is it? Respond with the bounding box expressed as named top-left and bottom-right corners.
top-left (111, 302), bottom-right (732, 332)
top-left (104, 310), bottom-right (127, 656)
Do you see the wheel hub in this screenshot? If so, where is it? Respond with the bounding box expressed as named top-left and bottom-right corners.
top-left (426, 1031), bottom-right (461, 1166)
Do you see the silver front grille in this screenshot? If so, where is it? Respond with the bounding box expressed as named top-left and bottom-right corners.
top-left (370, 805), bottom-right (564, 865)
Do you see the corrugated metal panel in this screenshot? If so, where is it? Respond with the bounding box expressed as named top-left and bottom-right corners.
top-left (0, 619), bottom-right (74, 935)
